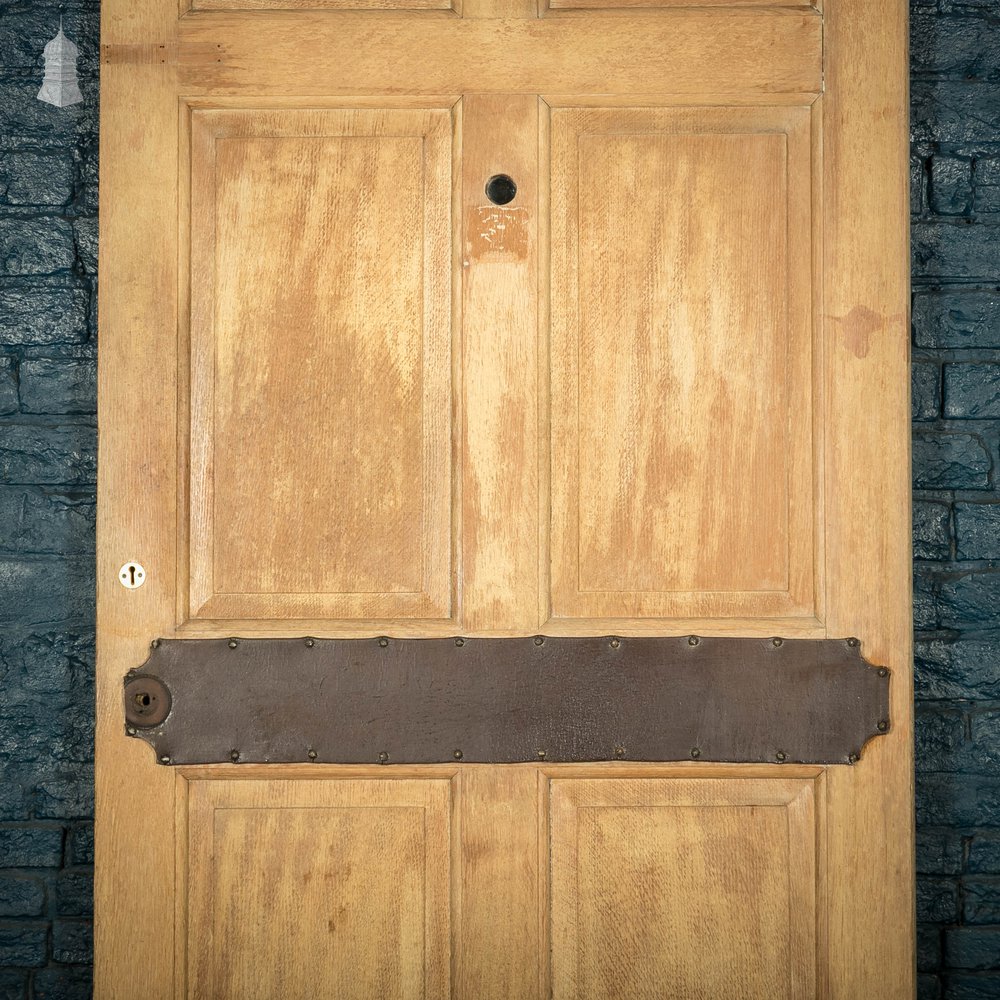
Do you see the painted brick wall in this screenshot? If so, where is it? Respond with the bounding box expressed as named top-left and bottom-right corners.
top-left (0, 1), bottom-right (98, 997)
top-left (0, 0), bottom-right (997, 997)
top-left (912, 1), bottom-right (1000, 997)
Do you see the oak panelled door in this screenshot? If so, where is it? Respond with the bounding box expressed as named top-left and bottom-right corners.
top-left (96, 0), bottom-right (913, 994)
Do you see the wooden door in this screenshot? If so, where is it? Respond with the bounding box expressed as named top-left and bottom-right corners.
top-left (96, 0), bottom-right (913, 995)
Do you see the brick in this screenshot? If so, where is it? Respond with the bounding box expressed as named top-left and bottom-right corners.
top-left (0, 79), bottom-right (98, 144)
top-left (911, 15), bottom-right (1000, 78)
top-left (965, 879), bottom-right (1000, 924)
top-left (0, 631), bottom-right (94, 698)
top-left (915, 638), bottom-right (1000, 700)
top-left (913, 222), bottom-right (1000, 283)
top-left (0, 425), bottom-right (96, 485)
top-left (914, 501), bottom-right (951, 561)
top-left (918, 924), bottom-right (942, 972)
top-left (917, 830), bottom-right (964, 875)
top-left (33, 967), bottom-right (93, 1000)
top-left (970, 712), bottom-right (1000, 773)
top-left (0, 700), bottom-right (93, 766)
top-left (70, 219), bottom-right (96, 277)
top-left (913, 155), bottom-right (927, 216)
top-left (0, 923), bottom-right (47, 967)
top-left (980, 158), bottom-right (1000, 187)
top-left (0, 557), bottom-right (95, 629)
top-left (0, 286), bottom-right (88, 348)
top-left (0, 358), bottom-right (17, 416)
top-left (946, 927), bottom-right (1000, 970)
top-left (977, 156), bottom-right (1000, 214)
top-left (913, 363), bottom-right (942, 421)
top-left (56, 871), bottom-right (92, 917)
top-left (0, 781), bottom-right (27, 821)
top-left (0, 826), bottom-right (62, 867)
top-left (917, 774), bottom-right (1000, 827)
top-left (939, 573), bottom-right (1000, 628)
top-left (52, 920), bottom-right (92, 965)
top-left (917, 974), bottom-right (940, 1000)
top-left (913, 291), bottom-right (1000, 349)
top-left (948, 973), bottom-right (1000, 999)
top-left (66, 825), bottom-right (93, 867)
top-left (19, 359), bottom-right (95, 415)
top-left (0, 705), bottom-right (93, 768)
top-left (0, 218), bottom-right (76, 277)
top-left (912, 433), bottom-right (991, 489)
top-left (945, 364), bottom-right (1000, 418)
top-left (942, 0), bottom-right (1000, 11)
top-left (918, 877), bottom-right (961, 924)
top-left (35, 769), bottom-right (94, 820)
top-left (914, 571), bottom-right (939, 631)
top-left (0, 151), bottom-right (74, 207)
top-left (0, 488), bottom-right (94, 555)
top-left (0, 7), bottom-right (100, 75)
top-left (930, 156), bottom-right (973, 215)
top-left (916, 711), bottom-right (967, 773)
top-left (0, 969), bottom-right (28, 998)
top-left (970, 834), bottom-right (1000, 874)
top-left (956, 504), bottom-right (1000, 560)
top-left (912, 83), bottom-right (1000, 145)
top-left (0, 876), bottom-right (44, 917)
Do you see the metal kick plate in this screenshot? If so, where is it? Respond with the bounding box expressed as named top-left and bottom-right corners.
top-left (124, 636), bottom-right (890, 766)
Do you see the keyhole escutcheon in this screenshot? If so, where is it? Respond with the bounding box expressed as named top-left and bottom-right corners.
top-left (119, 562), bottom-right (146, 589)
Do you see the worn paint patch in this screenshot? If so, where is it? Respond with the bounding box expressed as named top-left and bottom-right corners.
top-left (829, 306), bottom-right (906, 359)
top-left (466, 205), bottom-right (529, 261)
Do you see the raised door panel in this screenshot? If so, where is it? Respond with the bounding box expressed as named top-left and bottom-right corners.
top-left (549, 775), bottom-right (818, 999)
top-left (548, 105), bottom-right (819, 627)
top-left (181, 106), bottom-right (456, 626)
top-left (184, 775), bottom-right (453, 999)
top-left (547, 0), bottom-right (800, 9)
top-left (189, 0), bottom-right (452, 11)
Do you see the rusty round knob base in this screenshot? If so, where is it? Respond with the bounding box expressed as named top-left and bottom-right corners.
top-left (124, 675), bottom-right (172, 728)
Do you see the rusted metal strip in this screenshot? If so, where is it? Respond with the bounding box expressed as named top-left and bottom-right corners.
top-left (123, 635), bottom-right (890, 766)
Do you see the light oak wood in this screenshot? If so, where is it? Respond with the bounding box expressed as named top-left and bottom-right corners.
top-left (550, 777), bottom-right (818, 999)
top-left (191, 0), bottom-right (453, 10)
top-left (175, 11), bottom-right (822, 98)
top-left (185, 777), bottom-right (452, 998)
top-left (821, 0), bottom-right (915, 996)
top-left (548, 0), bottom-right (804, 8)
top-left (183, 106), bottom-right (455, 623)
top-left (549, 105), bottom-right (817, 625)
top-left (98, 0), bottom-right (913, 996)
top-left (461, 95), bottom-right (540, 633)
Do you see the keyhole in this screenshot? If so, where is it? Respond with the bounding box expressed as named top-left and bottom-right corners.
top-left (134, 692), bottom-right (152, 709)
top-left (118, 561), bottom-right (147, 589)
top-left (485, 174), bottom-right (517, 206)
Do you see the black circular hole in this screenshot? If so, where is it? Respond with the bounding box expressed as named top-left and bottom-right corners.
top-left (485, 174), bottom-right (517, 206)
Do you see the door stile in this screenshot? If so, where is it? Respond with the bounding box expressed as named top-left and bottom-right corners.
top-left (461, 94), bottom-right (541, 635)
top-left (96, 11), bottom-right (182, 1000)
top-left (821, 0), bottom-right (913, 995)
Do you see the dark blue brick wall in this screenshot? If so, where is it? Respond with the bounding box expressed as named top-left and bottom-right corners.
top-left (0, 0), bottom-right (997, 997)
top-left (913, 2), bottom-right (1000, 997)
top-left (0, 1), bottom-right (98, 997)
